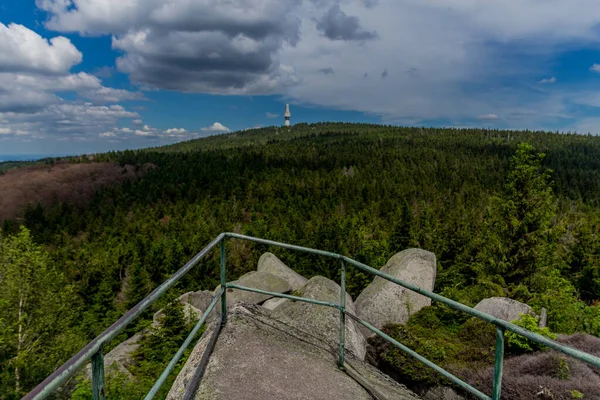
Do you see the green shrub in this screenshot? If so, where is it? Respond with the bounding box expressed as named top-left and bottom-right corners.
top-left (505, 314), bottom-right (557, 354)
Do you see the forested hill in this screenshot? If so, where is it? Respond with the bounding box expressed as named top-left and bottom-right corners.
top-left (2, 123), bottom-right (600, 398)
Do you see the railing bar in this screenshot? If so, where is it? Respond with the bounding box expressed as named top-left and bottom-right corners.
top-left (338, 260), bottom-right (346, 369)
top-left (220, 240), bottom-right (227, 322)
top-left (225, 232), bottom-right (341, 259)
top-left (341, 256), bottom-right (600, 368)
top-left (23, 233), bottom-right (225, 400)
top-left (181, 317), bottom-right (224, 400)
top-left (91, 351), bottom-right (105, 400)
top-left (345, 312), bottom-right (491, 400)
top-left (226, 283), bottom-right (341, 310)
top-left (144, 288), bottom-right (224, 400)
top-left (491, 327), bottom-right (505, 400)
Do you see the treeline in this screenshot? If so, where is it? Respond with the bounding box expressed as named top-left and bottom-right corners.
top-left (1, 123), bottom-right (600, 398)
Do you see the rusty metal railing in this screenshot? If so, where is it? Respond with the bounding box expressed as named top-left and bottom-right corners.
top-left (23, 233), bottom-right (600, 400)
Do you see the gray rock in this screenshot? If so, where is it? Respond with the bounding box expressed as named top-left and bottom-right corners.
top-left (262, 297), bottom-right (287, 311)
top-left (167, 304), bottom-right (419, 400)
top-left (257, 252), bottom-right (308, 291)
top-left (272, 276), bottom-right (366, 360)
top-left (474, 297), bottom-right (534, 323)
top-left (421, 387), bottom-right (465, 400)
top-left (539, 307), bottom-right (547, 328)
top-left (214, 271), bottom-right (291, 308)
top-left (85, 332), bottom-right (143, 379)
top-left (181, 290), bottom-right (214, 311)
top-left (153, 302), bottom-right (204, 326)
top-left (355, 249), bottom-right (436, 337)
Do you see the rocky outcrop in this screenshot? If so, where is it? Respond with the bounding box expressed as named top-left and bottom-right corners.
top-left (85, 332), bottom-right (143, 379)
top-left (355, 249), bottom-right (436, 337)
top-left (214, 271), bottom-right (291, 308)
top-left (272, 276), bottom-right (367, 360)
top-left (153, 290), bottom-right (217, 326)
top-left (257, 252), bottom-right (308, 291)
top-left (167, 304), bottom-right (419, 400)
top-left (262, 297), bottom-right (287, 311)
top-left (474, 297), bottom-right (534, 323)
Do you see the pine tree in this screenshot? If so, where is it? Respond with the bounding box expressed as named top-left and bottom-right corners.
top-left (389, 199), bottom-right (414, 252)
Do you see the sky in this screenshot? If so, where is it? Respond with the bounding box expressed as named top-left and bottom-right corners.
top-left (2, 1), bottom-right (600, 155)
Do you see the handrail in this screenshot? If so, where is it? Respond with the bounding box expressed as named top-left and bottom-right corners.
top-left (23, 232), bottom-right (600, 400)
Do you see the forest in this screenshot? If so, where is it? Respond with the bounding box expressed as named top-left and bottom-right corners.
top-left (1, 123), bottom-right (600, 398)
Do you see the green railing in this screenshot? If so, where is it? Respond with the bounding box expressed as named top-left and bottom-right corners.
top-left (23, 233), bottom-right (600, 400)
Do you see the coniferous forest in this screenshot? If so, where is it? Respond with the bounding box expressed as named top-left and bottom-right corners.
top-left (1, 123), bottom-right (600, 398)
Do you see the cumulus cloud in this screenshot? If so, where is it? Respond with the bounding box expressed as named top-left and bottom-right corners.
top-left (34, 0), bottom-right (600, 132)
top-left (266, 112), bottom-right (279, 118)
top-left (39, 0), bottom-right (303, 94)
top-left (201, 122), bottom-right (231, 133)
top-left (0, 22), bottom-right (82, 75)
top-left (318, 67), bottom-right (335, 74)
top-left (316, 5), bottom-right (378, 41)
top-left (0, 103), bottom-right (140, 141)
top-left (539, 77), bottom-right (557, 84)
top-left (478, 113), bottom-right (500, 121)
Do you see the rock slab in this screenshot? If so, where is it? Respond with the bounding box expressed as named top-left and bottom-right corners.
top-left (355, 248), bottom-right (436, 336)
top-left (167, 304), bottom-right (419, 400)
top-left (257, 252), bottom-right (308, 291)
top-left (272, 276), bottom-right (367, 360)
top-left (214, 271), bottom-right (291, 308)
top-left (474, 297), bottom-right (534, 323)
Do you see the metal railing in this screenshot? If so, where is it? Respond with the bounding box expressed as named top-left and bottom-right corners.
top-left (23, 233), bottom-right (600, 400)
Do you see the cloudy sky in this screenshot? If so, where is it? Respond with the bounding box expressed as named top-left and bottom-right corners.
top-left (2, 0), bottom-right (600, 156)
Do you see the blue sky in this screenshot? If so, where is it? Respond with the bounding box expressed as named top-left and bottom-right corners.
top-left (2, 0), bottom-right (600, 156)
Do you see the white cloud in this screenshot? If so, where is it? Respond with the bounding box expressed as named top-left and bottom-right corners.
top-left (266, 112), bottom-right (279, 118)
top-left (133, 119), bottom-right (143, 125)
top-left (201, 122), bottom-right (230, 133)
top-left (0, 22), bottom-right (82, 75)
top-left (478, 113), bottom-right (500, 121)
top-left (590, 64), bottom-right (600, 73)
top-left (32, 0), bottom-right (600, 131)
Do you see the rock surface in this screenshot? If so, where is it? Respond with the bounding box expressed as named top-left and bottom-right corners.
top-left (421, 387), bottom-right (465, 400)
top-left (256, 252), bottom-right (308, 291)
top-left (272, 276), bottom-right (366, 360)
top-left (355, 249), bottom-right (436, 337)
top-left (167, 304), bottom-right (419, 400)
top-left (262, 297), bottom-right (287, 311)
top-left (214, 271), bottom-right (291, 307)
top-left (153, 302), bottom-right (204, 326)
top-left (474, 297), bottom-right (534, 323)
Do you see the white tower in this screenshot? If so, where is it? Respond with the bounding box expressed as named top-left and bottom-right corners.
top-left (284, 104), bottom-right (291, 127)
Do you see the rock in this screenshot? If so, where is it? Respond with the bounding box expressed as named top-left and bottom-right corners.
top-left (539, 307), bottom-right (547, 328)
top-left (474, 297), bottom-right (534, 323)
top-left (180, 290), bottom-right (214, 311)
top-left (167, 304), bottom-right (419, 400)
top-left (272, 276), bottom-right (366, 360)
top-left (153, 290), bottom-right (218, 327)
top-left (256, 252), bottom-right (308, 291)
top-left (262, 297), bottom-right (287, 311)
top-left (421, 387), bottom-right (465, 400)
top-left (153, 303), bottom-right (204, 326)
top-left (214, 271), bottom-right (291, 308)
top-left (85, 332), bottom-right (143, 379)
top-left (355, 249), bottom-right (436, 337)
top-left (104, 332), bottom-right (143, 370)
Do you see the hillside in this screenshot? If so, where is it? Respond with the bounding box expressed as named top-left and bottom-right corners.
top-left (1, 123), bottom-right (600, 398)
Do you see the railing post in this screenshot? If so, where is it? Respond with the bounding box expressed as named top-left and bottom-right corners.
top-left (492, 327), bottom-right (505, 400)
top-left (338, 260), bottom-right (346, 369)
top-left (220, 239), bottom-right (227, 323)
top-left (91, 350), bottom-right (105, 400)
